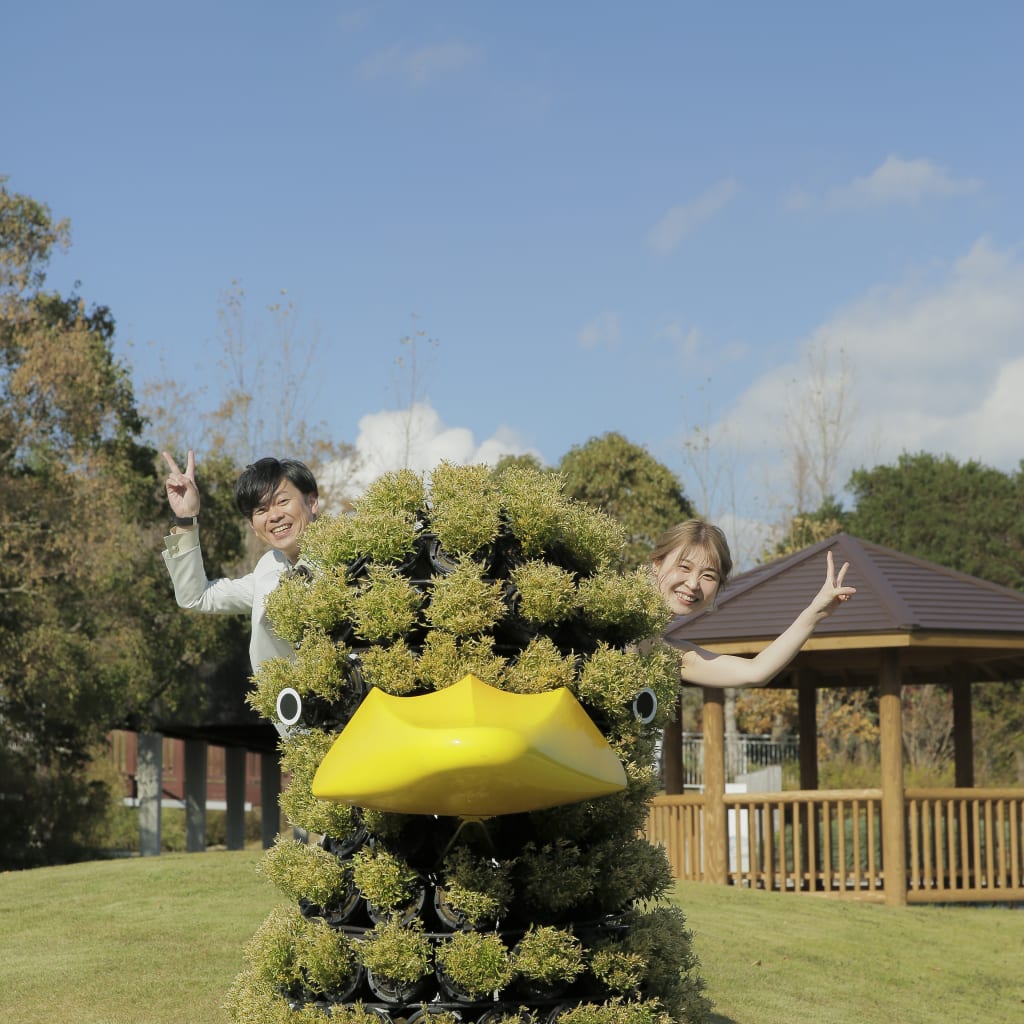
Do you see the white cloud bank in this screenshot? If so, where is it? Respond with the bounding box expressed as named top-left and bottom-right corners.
top-left (648, 178), bottom-right (738, 256)
top-left (711, 237), bottom-right (1024, 511)
top-left (323, 400), bottom-right (542, 503)
top-left (789, 155), bottom-right (982, 209)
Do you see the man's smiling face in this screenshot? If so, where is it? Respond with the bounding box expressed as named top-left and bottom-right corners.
top-left (249, 477), bottom-right (319, 561)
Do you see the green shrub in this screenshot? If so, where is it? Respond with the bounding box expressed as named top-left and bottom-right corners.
top-left (436, 931), bottom-right (514, 997)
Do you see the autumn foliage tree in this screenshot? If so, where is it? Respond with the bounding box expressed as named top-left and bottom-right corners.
top-left (0, 181), bottom-right (245, 867)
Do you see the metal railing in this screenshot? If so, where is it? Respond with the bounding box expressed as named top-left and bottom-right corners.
top-left (678, 732), bottom-right (800, 787)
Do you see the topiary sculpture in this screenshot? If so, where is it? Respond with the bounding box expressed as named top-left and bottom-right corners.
top-left (226, 463), bottom-right (711, 1024)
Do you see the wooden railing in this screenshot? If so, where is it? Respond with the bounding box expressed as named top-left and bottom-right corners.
top-left (645, 787), bottom-right (1024, 904)
top-left (904, 788), bottom-right (1024, 902)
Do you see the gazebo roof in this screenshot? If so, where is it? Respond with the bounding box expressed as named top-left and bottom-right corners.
top-left (664, 533), bottom-right (1024, 684)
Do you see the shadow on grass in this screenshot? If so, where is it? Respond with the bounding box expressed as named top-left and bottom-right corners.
top-left (708, 1012), bottom-right (739, 1024)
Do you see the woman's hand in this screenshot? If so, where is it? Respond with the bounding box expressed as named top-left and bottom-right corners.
top-left (809, 550), bottom-right (856, 620)
top-left (162, 449), bottom-right (200, 519)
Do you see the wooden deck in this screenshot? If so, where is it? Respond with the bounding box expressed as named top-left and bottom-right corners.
top-left (646, 787), bottom-right (1024, 904)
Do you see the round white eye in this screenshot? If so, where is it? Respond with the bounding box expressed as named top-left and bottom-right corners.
top-left (276, 687), bottom-right (303, 727)
top-left (632, 688), bottom-right (658, 724)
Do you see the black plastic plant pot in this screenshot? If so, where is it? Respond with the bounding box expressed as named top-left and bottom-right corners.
top-left (318, 962), bottom-right (366, 1003)
top-left (366, 883), bottom-right (428, 926)
top-left (322, 821), bottom-right (369, 860)
top-left (433, 961), bottom-right (494, 1004)
top-left (297, 878), bottom-right (365, 927)
top-left (365, 969), bottom-right (432, 1005)
top-left (406, 1008), bottom-right (465, 1024)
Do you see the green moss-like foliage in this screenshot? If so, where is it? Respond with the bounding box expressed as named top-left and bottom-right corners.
top-left (436, 931), bottom-right (514, 997)
top-left (504, 636), bottom-right (576, 694)
top-left (557, 999), bottom-right (673, 1024)
top-left (589, 947), bottom-right (647, 996)
top-left (277, 730), bottom-right (360, 838)
top-left (299, 915), bottom-right (358, 996)
top-left (233, 463), bottom-right (711, 1023)
top-left (512, 926), bottom-right (585, 985)
top-left (298, 513), bottom-right (361, 569)
top-left (510, 559), bottom-right (577, 624)
top-left (424, 560), bottom-right (507, 636)
top-left (441, 845), bottom-right (514, 926)
top-left (351, 564), bottom-right (422, 641)
top-left (359, 918), bottom-right (433, 983)
top-left (351, 846), bottom-right (421, 915)
top-left (359, 641), bottom-right (420, 695)
top-left (418, 632), bottom-right (506, 690)
top-left (258, 837), bottom-right (350, 909)
top-left (430, 461), bottom-right (503, 555)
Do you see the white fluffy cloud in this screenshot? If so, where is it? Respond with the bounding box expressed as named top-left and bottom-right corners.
top-left (708, 237), bottom-right (1024, 513)
top-left (647, 178), bottom-right (738, 256)
top-left (790, 155), bottom-right (982, 209)
top-left (323, 400), bottom-right (542, 503)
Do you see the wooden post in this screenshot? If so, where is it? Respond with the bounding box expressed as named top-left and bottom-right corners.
top-left (702, 688), bottom-right (727, 884)
top-left (797, 674), bottom-right (819, 791)
top-left (952, 680), bottom-right (974, 789)
top-left (184, 739), bottom-right (208, 853)
top-left (225, 747), bottom-right (247, 851)
top-left (662, 695), bottom-right (684, 794)
top-left (796, 673), bottom-right (819, 888)
top-left (879, 652), bottom-right (907, 906)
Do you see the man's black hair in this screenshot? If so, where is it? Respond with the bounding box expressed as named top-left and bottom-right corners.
top-left (235, 458), bottom-right (319, 519)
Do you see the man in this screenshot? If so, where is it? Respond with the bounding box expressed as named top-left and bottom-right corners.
top-left (161, 449), bottom-right (320, 673)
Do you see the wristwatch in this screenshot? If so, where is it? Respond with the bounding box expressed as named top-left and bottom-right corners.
top-left (173, 515), bottom-right (199, 527)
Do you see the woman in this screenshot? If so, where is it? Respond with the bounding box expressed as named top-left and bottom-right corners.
top-left (651, 520), bottom-right (855, 689)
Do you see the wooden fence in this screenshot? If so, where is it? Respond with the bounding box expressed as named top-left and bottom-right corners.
top-left (645, 787), bottom-right (1024, 904)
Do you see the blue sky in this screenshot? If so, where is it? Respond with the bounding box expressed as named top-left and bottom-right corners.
top-left (5, 1), bottom-right (1022, 560)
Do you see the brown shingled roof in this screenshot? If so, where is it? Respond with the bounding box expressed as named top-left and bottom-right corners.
top-left (663, 533), bottom-right (1024, 685)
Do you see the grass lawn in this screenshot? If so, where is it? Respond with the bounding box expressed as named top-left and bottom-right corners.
top-left (1, 852), bottom-right (1022, 1023)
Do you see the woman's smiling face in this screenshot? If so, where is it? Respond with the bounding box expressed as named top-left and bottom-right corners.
top-left (653, 544), bottom-right (722, 616)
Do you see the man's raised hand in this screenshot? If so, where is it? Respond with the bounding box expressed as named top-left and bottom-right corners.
top-left (162, 449), bottom-right (200, 518)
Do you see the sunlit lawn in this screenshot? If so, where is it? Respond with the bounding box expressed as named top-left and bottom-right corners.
top-left (1, 852), bottom-right (1021, 1024)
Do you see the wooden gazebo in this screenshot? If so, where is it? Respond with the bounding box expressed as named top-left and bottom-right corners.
top-left (646, 534), bottom-right (1024, 905)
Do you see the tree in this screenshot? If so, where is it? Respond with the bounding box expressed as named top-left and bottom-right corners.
top-left (846, 452), bottom-right (1024, 588)
top-left (558, 432), bottom-right (694, 572)
top-left (846, 451), bottom-right (1024, 784)
top-left (0, 181), bottom-right (245, 867)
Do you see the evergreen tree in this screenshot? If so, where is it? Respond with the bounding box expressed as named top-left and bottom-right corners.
top-left (558, 433), bottom-right (694, 573)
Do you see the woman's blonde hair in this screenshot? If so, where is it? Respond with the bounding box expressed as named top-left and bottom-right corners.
top-left (650, 520), bottom-right (733, 584)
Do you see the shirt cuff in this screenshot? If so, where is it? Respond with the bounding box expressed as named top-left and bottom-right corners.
top-left (163, 527), bottom-right (201, 557)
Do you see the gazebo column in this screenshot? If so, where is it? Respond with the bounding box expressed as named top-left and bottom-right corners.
top-left (952, 681), bottom-right (974, 788)
top-left (702, 688), bottom-right (728, 885)
top-left (796, 672), bottom-right (819, 888)
top-left (879, 651), bottom-right (907, 906)
top-left (796, 672), bottom-right (819, 791)
top-left (662, 695), bottom-right (684, 794)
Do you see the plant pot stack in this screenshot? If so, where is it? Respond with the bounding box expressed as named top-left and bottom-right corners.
top-left (225, 464), bottom-right (711, 1024)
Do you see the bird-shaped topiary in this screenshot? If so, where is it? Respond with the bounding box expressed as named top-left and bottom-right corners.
top-left (225, 463), bottom-right (711, 1024)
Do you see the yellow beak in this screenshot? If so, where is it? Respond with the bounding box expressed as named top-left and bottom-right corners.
top-left (311, 673), bottom-right (627, 817)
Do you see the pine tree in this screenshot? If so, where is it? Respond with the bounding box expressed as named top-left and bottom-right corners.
top-left (226, 463), bottom-right (711, 1024)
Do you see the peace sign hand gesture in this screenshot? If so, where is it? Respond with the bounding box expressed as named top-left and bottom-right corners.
top-left (809, 550), bottom-right (856, 620)
top-left (162, 449), bottom-right (200, 519)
